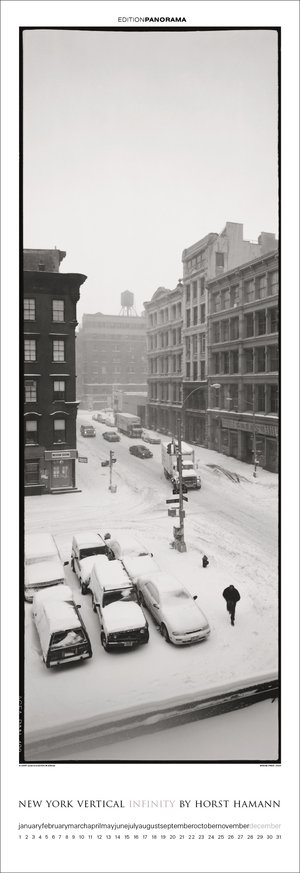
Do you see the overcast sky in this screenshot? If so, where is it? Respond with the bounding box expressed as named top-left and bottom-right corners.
top-left (23, 28), bottom-right (278, 323)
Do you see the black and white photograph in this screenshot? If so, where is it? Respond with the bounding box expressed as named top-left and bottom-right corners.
top-left (21, 23), bottom-right (280, 766)
top-left (1, 2), bottom-right (299, 873)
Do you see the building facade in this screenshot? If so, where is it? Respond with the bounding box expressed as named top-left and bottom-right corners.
top-left (76, 308), bottom-right (147, 409)
top-left (24, 248), bottom-right (86, 495)
top-left (144, 283), bottom-right (183, 435)
top-left (206, 249), bottom-right (279, 472)
top-left (181, 223), bottom-right (278, 446)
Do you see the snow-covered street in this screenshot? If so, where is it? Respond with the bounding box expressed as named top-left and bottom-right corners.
top-left (24, 412), bottom-right (278, 752)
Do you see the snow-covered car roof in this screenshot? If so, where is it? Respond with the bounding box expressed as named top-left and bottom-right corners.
top-left (92, 559), bottom-right (131, 590)
top-left (139, 571), bottom-right (183, 594)
top-left (34, 594), bottom-right (82, 633)
top-left (122, 555), bottom-right (160, 581)
top-left (25, 533), bottom-right (58, 564)
top-left (73, 531), bottom-right (105, 548)
top-left (33, 583), bottom-right (74, 604)
top-left (25, 557), bottom-right (65, 588)
top-left (103, 601), bottom-right (146, 632)
top-left (107, 533), bottom-right (148, 558)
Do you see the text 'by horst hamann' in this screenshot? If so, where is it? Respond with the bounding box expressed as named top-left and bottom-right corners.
top-left (19, 799), bottom-right (281, 809)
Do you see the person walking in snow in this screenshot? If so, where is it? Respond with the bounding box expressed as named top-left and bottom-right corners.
top-left (202, 555), bottom-right (209, 568)
top-left (222, 584), bottom-right (240, 626)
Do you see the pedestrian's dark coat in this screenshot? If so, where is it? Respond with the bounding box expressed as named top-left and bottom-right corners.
top-left (222, 585), bottom-right (240, 604)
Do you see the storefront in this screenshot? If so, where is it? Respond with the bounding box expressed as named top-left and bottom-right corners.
top-left (25, 449), bottom-right (78, 495)
top-left (221, 418), bottom-right (278, 472)
top-left (184, 412), bottom-right (207, 446)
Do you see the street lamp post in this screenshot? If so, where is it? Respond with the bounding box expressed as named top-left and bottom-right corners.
top-left (175, 411), bottom-right (187, 553)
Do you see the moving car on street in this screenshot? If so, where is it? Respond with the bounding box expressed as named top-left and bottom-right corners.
top-left (142, 432), bottom-right (161, 445)
top-left (88, 557), bottom-right (149, 651)
top-left (32, 585), bottom-right (92, 668)
top-left (102, 431), bottom-right (120, 442)
top-left (129, 445), bottom-right (153, 459)
top-left (80, 425), bottom-right (96, 437)
top-left (135, 572), bottom-right (210, 645)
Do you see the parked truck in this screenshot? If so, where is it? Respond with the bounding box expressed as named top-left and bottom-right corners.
top-left (161, 441), bottom-right (201, 490)
top-left (115, 412), bottom-right (143, 438)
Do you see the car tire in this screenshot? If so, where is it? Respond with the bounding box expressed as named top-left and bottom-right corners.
top-left (101, 633), bottom-right (109, 652)
top-left (160, 623), bottom-right (170, 642)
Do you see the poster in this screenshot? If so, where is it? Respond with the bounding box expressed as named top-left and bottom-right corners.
top-left (1, 2), bottom-right (299, 872)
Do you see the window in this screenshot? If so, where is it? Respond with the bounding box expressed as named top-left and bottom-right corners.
top-left (221, 288), bottom-right (230, 310)
top-left (230, 317), bottom-right (239, 340)
top-left (256, 347), bottom-right (266, 373)
top-left (213, 322), bottom-right (220, 343)
top-left (192, 281), bottom-right (197, 299)
top-left (230, 285), bottom-right (239, 307)
top-left (186, 285), bottom-right (190, 303)
top-left (193, 361), bottom-right (198, 380)
top-left (53, 418), bottom-right (66, 442)
top-left (244, 349), bottom-right (253, 372)
top-left (269, 307), bottom-right (278, 333)
top-left (186, 362), bottom-right (190, 378)
top-left (177, 328), bottom-right (182, 345)
top-left (53, 380), bottom-right (65, 400)
top-left (216, 252), bottom-right (224, 267)
top-left (268, 345), bottom-right (279, 372)
top-left (52, 339), bottom-right (65, 362)
top-left (257, 311), bottom-right (266, 336)
top-left (213, 353), bottom-right (220, 375)
top-left (269, 271), bottom-right (279, 295)
top-left (231, 350), bottom-right (239, 373)
top-left (257, 385), bottom-right (265, 413)
top-left (186, 337), bottom-right (190, 357)
top-left (200, 360), bottom-right (205, 380)
top-left (25, 379), bottom-right (37, 402)
top-left (245, 384), bottom-right (253, 410)
top-left (245, 313), bottom-right (254, 337)
top-left (25, 419), bottom-right (38, 445)
top-left (223, 352), bottom-right (229, 374)
top-left (199, 334), bottom-right (206, 354)
top-left (221, 320), bottom-right (229, 342)
top-left (24, 299), bottom-right (35, 320)
top-left (244, 279), bottom-right (254, 303)
top-left (193, 307), bottom-right (198, 326)
top-left (270, 385), bottom-right (279, 414)
top-left (25, 461), bottom-right (39, 485)
top-left (255, 274), bottom-right (267, 300)
top-left (24, 339), bottom-right (36, 361)
top-left (186, 309), bottom-right (191, 328)
top-left (200, 304), bottom-right (205, 323)
top-left (200, 276), bottom-right (205, 296)
top-left (192, 335), bottom-right (197, 356)
top-left (52, 300), bottom-right (65, 321)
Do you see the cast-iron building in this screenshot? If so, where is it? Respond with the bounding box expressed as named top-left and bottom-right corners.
top-left (24, 248), bottom-right (86, 494)
top-left (144, 283), bottom-right (183, 435)
top-left (206, 248), bottom-right (279, 472)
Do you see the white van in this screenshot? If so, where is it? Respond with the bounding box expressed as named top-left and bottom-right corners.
top-left (89, 557), bottom-right (149, 651)
top-left (70, 531), bottom-right (111, 593)
top-left (25, 556), bottom-right (65, 603)
top-left (32, 585), bottom-right (92, 668)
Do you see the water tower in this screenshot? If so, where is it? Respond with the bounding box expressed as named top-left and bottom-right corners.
top-left (119, 290), bottom-right (137, 316)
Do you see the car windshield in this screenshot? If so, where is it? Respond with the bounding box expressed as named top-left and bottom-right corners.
top-left (80, 546), bottom-right (105, 559)
top-left (50, 628), bottom-right (85, 648)
top-left (103, 587), bottom-right (137, 608)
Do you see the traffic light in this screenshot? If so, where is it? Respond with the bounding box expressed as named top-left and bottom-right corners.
top-left (109, 451), bottom-right (117, 465)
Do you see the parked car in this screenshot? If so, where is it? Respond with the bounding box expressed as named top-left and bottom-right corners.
top-left (80, 425), bottom-right (96, 437)
top-left (92, 414), bottom-right (101, 422)
top-left (25, 556), bottom-right (66, 603)
top-left (102, 431), bottom-right (120, 442)
top-left (32, 585), bottom-right (92, 668)
top-left (121, 554), bottom-right (160, 583)
top-left (70, 531), bottom-right (112, 593)
top-left (142, 432), bottom-right (161, 445)
top-left (129, 445), bottom-right (153, 459)
top-left (88, 558), bottom-right (149, 651)
top-left (135, 572), bottom-right (211, 646)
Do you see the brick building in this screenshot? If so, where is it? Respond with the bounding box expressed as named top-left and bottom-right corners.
top-left (206, 249), bottom-right (279, 472)
top-left (76, 306), bottom-right (147, 409)
top-left (23, 248), bottom-right (86, 494)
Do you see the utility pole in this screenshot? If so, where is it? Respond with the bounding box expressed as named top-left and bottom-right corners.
top-left (176, 412), bottom-right (187, 552)
top-left (109, 450), bottom-right (117, 492)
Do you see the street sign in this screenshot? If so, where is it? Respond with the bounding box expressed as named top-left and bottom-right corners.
top-left (166, 497), bottom-right (179, 504)
top-left (78, 456), bottom-right (88, 463)
top-left (168, 508), bottom-right (177, 517)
